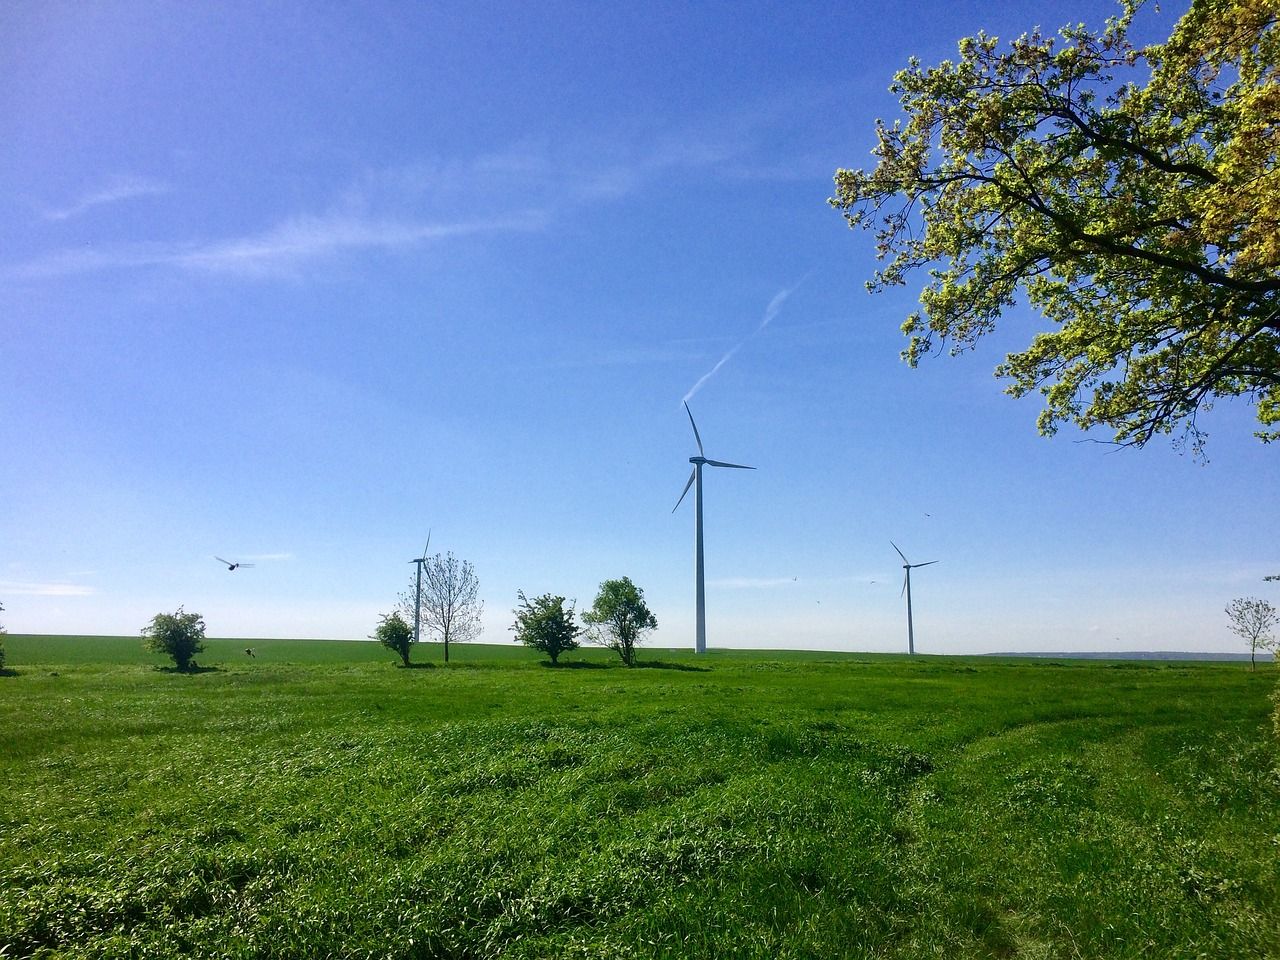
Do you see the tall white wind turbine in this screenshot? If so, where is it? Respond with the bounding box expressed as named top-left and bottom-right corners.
top-left (408, 531), bottom-right (431, 646)
top-left (891, 541), bottom-right (938, 656)
top-left (672, 403), bottom-right (755, 654)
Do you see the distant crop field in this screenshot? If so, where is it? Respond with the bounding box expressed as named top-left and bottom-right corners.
top-left (1, 638), bottom-right (1277, 958)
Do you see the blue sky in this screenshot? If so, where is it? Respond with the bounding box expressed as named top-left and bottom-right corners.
top-left (3, 0), bottom-right (1275, 654)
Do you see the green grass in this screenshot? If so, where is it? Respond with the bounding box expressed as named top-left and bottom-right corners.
top-left (1, 637), bottom-right (1277, 958)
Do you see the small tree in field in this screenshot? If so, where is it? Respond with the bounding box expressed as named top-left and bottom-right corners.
top-left (511, 591), bottom-right (580, 666)
top-left (142, 606), bottom-right (206, 671)
top-left (399, 552), bottom-right (483, 663)
top-left (583, 577), bottom-right (658, 667)
top-left (373, 611), bottom-right (415, 667)
top-left (1226, 597), bottom-right (1278, 671)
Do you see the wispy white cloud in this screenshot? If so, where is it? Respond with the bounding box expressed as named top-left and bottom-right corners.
top-left (681, 272), bottom-right (812, 405)
top-left (175, 212), bottom-right (546, 275)
top-left (0, 580), bottom-right (97, 597)
top-left (10, 119), bottom-right (791, 283)
top-left (42, 175), bottom-right (169, 221)
top-left (4, 211), bottom-right (547, 281)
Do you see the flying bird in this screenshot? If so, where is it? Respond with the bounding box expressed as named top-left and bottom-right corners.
top-left (215, 556), bottom-right (255, 571)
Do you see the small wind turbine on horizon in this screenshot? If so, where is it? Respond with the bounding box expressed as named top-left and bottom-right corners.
top-left (214, 556), bottom-right (254, 571)
top-left (409, 531), bottom-right (431, 646)
top-left (672, 402), bottom-right (755, 654)
top-left (891, 541), bottom-right (938, 656)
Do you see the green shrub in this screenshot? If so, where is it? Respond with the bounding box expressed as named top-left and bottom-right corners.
top-left (511, 591), bottom-right (581, 665)
top-left (373, 611), bottom-right (414, 667)
top-left (141, 606), bottom-right (206, 671)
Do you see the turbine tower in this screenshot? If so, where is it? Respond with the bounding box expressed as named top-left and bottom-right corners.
top-left (672, 402), bottom-right (755, 654)
top-left (408, 531), bottom-right (431, 646)
top-left (891, 541), bottom-right (938, 656)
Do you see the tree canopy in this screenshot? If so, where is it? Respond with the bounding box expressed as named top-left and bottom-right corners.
top-left (583, 577), bottom-right (658, 666)
top-left (831, 0), bottom-right (1279, 454)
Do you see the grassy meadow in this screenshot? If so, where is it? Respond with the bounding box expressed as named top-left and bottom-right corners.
top-left (1, 634), bottom-right (1277, 959)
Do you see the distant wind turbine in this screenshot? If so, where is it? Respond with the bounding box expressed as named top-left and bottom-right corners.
top-left (672, 402), bottom-right (755, 654)
top-left (214, 556), bottom-right (254, 571)
top-left (891, 541), bottom-right (938, 656)
top-left (408, 531), bottom-right (431, 646)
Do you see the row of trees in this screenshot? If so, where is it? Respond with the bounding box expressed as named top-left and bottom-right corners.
top-left (127, 559), bottom-right (653, 671)
top-left (512, 577), bottom-right (657, 666)
top-left (139, 588), bottom-right (1275, 671)
top-left (375, 573), bottom-right (658, 668)
top-left (16, 579), bottom-right (1266, 674)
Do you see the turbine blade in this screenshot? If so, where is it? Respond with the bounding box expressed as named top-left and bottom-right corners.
top-left (241, 563), bottom-right (255, 568)
top-left (684, 402), bottom-right (705, 457)
top-left (424, 529), bottom-right (431, 556)
top-left (704, 459), bottom-right (756, 470)
top-left (916, 560), bottom-right (940, 568)
top-left (672, 468), bottom-right (696, 512)
top-left (214, 556), bottom-right (230, 565)
top-left (900, 573), bottom-right (908, 597)
top-left (890, 541), bottom-right (908, 564)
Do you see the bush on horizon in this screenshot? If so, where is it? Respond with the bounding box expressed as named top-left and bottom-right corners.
top-left (141, 607), bottom-right (206, 672)
top-left (372, 611), bottom-right (415, 667)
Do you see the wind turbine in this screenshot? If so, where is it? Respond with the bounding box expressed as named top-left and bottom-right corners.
top-left (672, 402), bottom-right (755, 654)
top-left (891, 541), bottom-right (938, 656)
top-left (408, 531), bottom-right (431, 646)
top-left (214, 556), bottom-right (254, 571)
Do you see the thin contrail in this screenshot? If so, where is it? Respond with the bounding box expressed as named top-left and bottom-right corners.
top-left (681, 271), bottom-right (811, 406)
top-left (681, 344), bottom-right (743, 405)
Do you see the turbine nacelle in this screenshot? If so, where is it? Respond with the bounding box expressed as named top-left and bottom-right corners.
top-left (409, 531), bottom-right (432, 565)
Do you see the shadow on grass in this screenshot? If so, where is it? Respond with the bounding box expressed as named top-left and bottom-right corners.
top-left (154, 664), bottom-right (223, 675)
top-left (0, 668), bottom-right (17, 678)
top-left (539, 660), bottom-right (610, 670)
top-left (397, 661), bottom-right (435, 670)
top-left (633, 660), bottom-right (710, 672)
top-left (540, 659), bottom-right (711, 672)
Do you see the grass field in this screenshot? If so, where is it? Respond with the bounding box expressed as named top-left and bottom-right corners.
top-left (1, 635), bottom-right (1277, 959)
